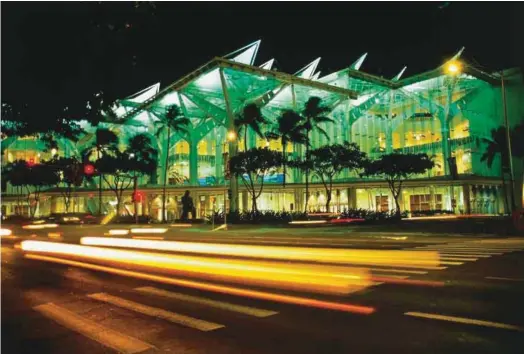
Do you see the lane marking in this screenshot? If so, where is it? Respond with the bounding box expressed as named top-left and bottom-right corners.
top-left (33, 303), bottom-right (153, 354)
top-left (440, 257), bottom-right (478, 261)
top-left (415, 247), bottom-right (516, 252)
top-left (372, 277), bottom-right (445, 287)
top-left (440, 253), bottom-right (492, 258)
top-left (135, 286), bottom-right (278, 318)
top-left (430, 251), bottom-right (503, 256)
top-left (25, 254), bottom-right (375, 315)
top-left (405, 311), bottom-right (524, 332)
top-left (368, 268), bottom-right (428, 275)
top-left (485, 276), bottom-right (524, 282)
top-left (370, 275), bottom-right (410, 279)
top-left (88, 292), bottom-right (224, 332)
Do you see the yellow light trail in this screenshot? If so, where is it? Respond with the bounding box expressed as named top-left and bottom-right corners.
top-left (21, 241), bottom-right (371, 295)
top-left (108, 229), bottom-right (129, 235)
top-left (80, 237), bottom-right (440, 268)
top-left (24, 254), bottom-right (375, 315)
top-left (0, 228), bottom-right (12, 236)
top-left (289, 220), bottom-right (327, 225)
top-left (22, 223), bottom-right (58, 230)
top-left (130, 228), bottom-right (167, 234)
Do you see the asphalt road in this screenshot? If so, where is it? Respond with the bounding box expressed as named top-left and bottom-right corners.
top-left (2, 227), bottom-right (524, 354)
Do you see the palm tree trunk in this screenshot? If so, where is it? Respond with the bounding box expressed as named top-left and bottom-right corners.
top-left (501, 165), bottom-right (509, 214)
top-left (304, 128), bottom-right (310, 213)
top-left (282, 141), bottom-right (287, 188)
top-left (244, 128), bottom-right (248, 152)
top-left (162, 126), bottom-right (171, 223)
top-left (98, 148), bottom-right (103, 215)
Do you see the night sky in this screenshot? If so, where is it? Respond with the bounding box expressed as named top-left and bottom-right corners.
top-left (2, 2), bottom-right (523, 114)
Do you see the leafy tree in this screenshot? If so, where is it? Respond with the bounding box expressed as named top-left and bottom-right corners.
top-left (302, 97), bottom-right (334, 212)
top-left (229, 147), bottom-right (283, 212)
top-left (481, 126), bottom-right (512, 212)
top-left (364, 153), bottom-right (434, 218)
top-left (480, 121), bottom-right (524, 212)
top-left (1, 103), bottom-right (85, 144)
top-left (49, 157), bottom-right (85, 213)
top-left (235, 103), bottom-right (269, 151)
top-left (127, 133), bottom-right (158, 176)
top-left (3, 160), bottom-right (60, 218)
top-left (154, 104), bottom-right (190, 222)
top-left (126, 133), bottom-right (158, 217)
top-left (82, 127), bottom-right (120, 215)
top-left (293, 142), bottom-right (367, 211)
top-left (266, 110), bottom-right (308, 188)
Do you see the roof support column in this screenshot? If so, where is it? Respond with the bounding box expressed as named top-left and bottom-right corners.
top-left (442, 80), bottom-right (456, 176)
top-left (291, 84), bottom-right (302, 184)
top-left (189, 138), bottom-right (199, 186)
top-left (219, 67), bottom-right (239, 212)
top-left (386, 90), bottom-right (394, 153)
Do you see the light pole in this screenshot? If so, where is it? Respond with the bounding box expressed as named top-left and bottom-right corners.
top-left (445, 60), bottom-right (516, 213)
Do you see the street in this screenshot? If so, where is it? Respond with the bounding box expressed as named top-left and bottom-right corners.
top-left (2, 225), bottom-right (524, 354)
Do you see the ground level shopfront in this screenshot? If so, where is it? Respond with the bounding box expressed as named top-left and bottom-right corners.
top-left (2, 176), bottom-right (514, 220)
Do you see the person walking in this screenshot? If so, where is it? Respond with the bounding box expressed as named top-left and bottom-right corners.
top-left (181, 190), bottom-right (194, 221)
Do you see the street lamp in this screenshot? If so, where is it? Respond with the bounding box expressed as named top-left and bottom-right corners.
top-left (444, 59), bottom-right (515, 213)
top-left (227, 130), bottom-right (237, 142)
top-left (445, 60), bottom-right (462, 75)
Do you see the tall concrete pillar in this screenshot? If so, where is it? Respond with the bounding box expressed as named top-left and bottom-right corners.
top-left (241, 191), bottom-right (248, 211)
top-left (215, 140), bottom-right (223, 184)
top-left (462, 184), bottom-right (471, 215)
top-left (50, 196), bottom-right (58, 213)
top-left (189, 140), bottom-right (198, 186)
top-left (347, 188), bottom-right (357, 209)
top-left (219, 68), bottom-right (238, 212)
top-left (293, 188), bottom-right (303, 212)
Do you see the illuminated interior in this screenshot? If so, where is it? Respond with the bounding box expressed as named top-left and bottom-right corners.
top-left (2, 40), bottom-right (522, 217)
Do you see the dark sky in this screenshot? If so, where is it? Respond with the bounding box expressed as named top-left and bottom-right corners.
top-left (2, 2), bottom-right (523, 112)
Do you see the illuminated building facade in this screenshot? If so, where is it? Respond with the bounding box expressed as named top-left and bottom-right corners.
top-left (2, 41), bottom-right (523, 219)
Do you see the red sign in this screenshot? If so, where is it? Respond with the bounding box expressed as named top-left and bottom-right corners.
top-left (27, 157), bottom-right (36, 167)
top-left (84, 164), bottom-right (95, 175)
top-left (132, 191), bottom-right (144, 203)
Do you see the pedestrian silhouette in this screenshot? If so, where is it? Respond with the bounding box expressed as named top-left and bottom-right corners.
top-left (181, 190), bottom-right (195, 221)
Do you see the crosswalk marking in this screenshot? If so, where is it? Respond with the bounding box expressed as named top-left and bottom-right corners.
top-left (88, 292), bottom-right (225, 332)
top-left (135, 286), bottom-right (278, 318)
top-left (440, 261), bottom-right (464, 266)
top-left (440, 256), bottom-right (478, 261)
top-left (368, 268), bottom-right (428, 275)
top-left (440, 253), bottom-right (492, 258)
top-left (405, 311), bottom-right (524, 332)
top-left (485, 276), bottom-right (524, 282)
top-left (34, 302), bottom-right (153, 354)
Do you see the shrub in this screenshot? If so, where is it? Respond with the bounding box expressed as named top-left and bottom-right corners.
top-left (339, 208), bottom-right (409, 222)
top-left (207, 210), bottom-right (309, 224)
top-left (410, 209), bottom-right (454, 217)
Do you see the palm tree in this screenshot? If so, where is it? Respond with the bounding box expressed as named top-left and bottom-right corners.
top-left (266, 110), bottom-right (308, 188)
top-left (127, 133), bottom-right (158, 218)
top-left (235, 103), bottom-right (269, 152)
top-left (155, 104), bottom-right (190, 223)
top-left (127, 133), bottom-right (158, 175)
top-left (481, 126), bottom-right (510, 213)
top-left (82, 128), bottom-right (119, 215)
top-left (302, 97), bottom-right (334, 212)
